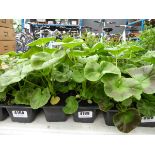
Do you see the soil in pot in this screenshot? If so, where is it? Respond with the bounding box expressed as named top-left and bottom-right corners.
top-left (73, 100), bottom-right (98, 123)
top-left (6, 105), bottom-right (38, 123)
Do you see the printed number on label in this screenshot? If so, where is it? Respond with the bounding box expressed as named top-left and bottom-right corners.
top-left (78, 111), bottom-right (93, 118)
top-left (12, 111), bottom-right (28, 118)
top-left (141, 116), bottom-right (155, 123)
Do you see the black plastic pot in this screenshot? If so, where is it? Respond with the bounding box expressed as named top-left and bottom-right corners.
top-left (43, 105), bottom-right (68, 122)
top-left (6, 105), bottom-right (38, 123)
top-left (103, 110), bottom-right (155, 127)
top-left (73, 101), bottom-right (98, 123)
top-left (0, 104), bottom-right (8, 121)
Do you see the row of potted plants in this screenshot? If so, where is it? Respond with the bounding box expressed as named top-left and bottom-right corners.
top-left (0, 28), bottom-right (155, 133)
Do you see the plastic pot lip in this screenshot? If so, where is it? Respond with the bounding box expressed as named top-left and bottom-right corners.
top-left (0, 103), bottom-right (7, 108)
top-left (106, 109), bottom-right (118, 112)
top-left (77, 105), bottom-right (98, 110)
top-left (5, 105), bottom-right (36, 109)
top-left (43, 105), bottom-right (64, 109)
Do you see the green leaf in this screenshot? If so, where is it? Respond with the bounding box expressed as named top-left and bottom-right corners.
top-left (127, 65), bottom-right (155, 94)
top-left (84, 61), bottom-right (101, 81)
top-left (0, 60), bottom-right (33, 90)
top-left (141, 51), bottom-right (155, 64)
top-left (122, 98), bottom-right (133, 107)
top-left (84, 61), bottom-right (121, 81)
top-left (63, 96), bottom-right (78, 114)
top-left (137, 99), bottom-right (155, 117)
top-left (30, 51), bottom-right (66, 70)
top-left (62, 37), bottom-right (74, 43)
top-left (137, 94), bottom-right (155, 117)
top-left (105, 46), bottom-right (126, 56)
top-left (0, 91), bottom-right (6, 102)
top-left (27, 37), bottom-right (55, 47)
top-left (62, 39), bottom-right (84, 49)
top-left (72, 69), bottom-right (85, 83)
top-left (98, 101), bottom-right (114, 112)
top-left (30, 88), bottom-right (50, 109)
top-left (82, 43), bottom-right (90, 51)
top-left (91, 42), bottom-right (104, 52)
top-left (53, 64), bottom-right (72, 82)
top-left (77, 55), bottom-right (99, 64)
top-left (113, 108), bottom-right (141, 133)
top-left (14, 88), bottom-right (32, 105)
top-left (103, 75), bottom-right (142, 102)
top-left (100, 61), bottom-right (121, 77)
top-left (21, 46), bottom-right (43, 58)
top-left (68, 50), bottom-right (89, 57)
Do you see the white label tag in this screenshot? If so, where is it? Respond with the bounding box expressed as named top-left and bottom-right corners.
top-left (141, 116), bottom-right (155, 123)
top-left (78, 111), bottom-right (93, 118)
top-left (12, 111), bottom-right (28, 118)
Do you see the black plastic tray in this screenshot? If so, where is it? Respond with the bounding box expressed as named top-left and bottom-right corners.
top-left (73, 104), bottom-right (98, 123)
top-left (0, 104), bottom-right (8, 121)
top-left (6, 105), bottom-right (38, 123)
top-left (103, 110), bottom-right (155, 127)
top-left (43, 105), bottom-right (68, 122)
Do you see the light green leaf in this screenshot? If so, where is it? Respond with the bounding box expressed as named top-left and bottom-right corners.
top-left (62, 37), bottom-right (74, 43)
top-left (91, 42), bottom-right (104, 52)
top-left (77, 55), bottom-right (99, 64)
top-left (0, 60), bottom-right (33, 90)
top-left (62, 39), bottom-right (84, 49)
top-left (127, 65), bottom-right (155, 94)
top-left (68, 50), bottom-right (89, 57)
top-left (141, 51), bottom-right (155, 64)
top-left (30, 88), bottom-right (50, 109)
top-left (100, 61), bottom-right (121, 77)
top-left (103, 75), bottom-right (142, 102)
top-left (63, 96), bottom-right (78, 114)
top-left (84, 61), bottom-right (121, 81)
top-left (72, 69), bottom-right (85, 83)
top-left (30, 51), bottom-right (66, 70)
top-left (53, 64), bottom-right (72, 82)
top-left (27, 37), bottom-right (55, 47)
top-left (84, 61), bottom-right (101, 81)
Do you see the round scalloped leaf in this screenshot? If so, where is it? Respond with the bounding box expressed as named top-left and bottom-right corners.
top-left (113, 108), bottom-right (141, 133)
top-left (30, 51), bottom-right (65, 70)
top-left (103, 76), bottom-right (142, 102)
top-left (100, 61), bottom-right (121, 77)
top-left (72, 69), bottom-right (85, 83)
top-left (84, 61), bottom-right (101, 81)
top-left (127, 65), bottom-right (155, 94)
top-left (0, 60), bottom-right (33, 89)
top-left (84, 61), bottom-right (121, 82)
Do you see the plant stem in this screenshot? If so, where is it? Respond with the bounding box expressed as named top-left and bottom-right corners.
top-left (24, 79), bottom-right (42, 88)
top-left (82, 80), bottom-right (86, 96)
top-left (115, 56), bottom-right (118, 67)
top-left (18, 82), bottom-right (21, 89)
top-left (39, 70), bottom-right (55, 96)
